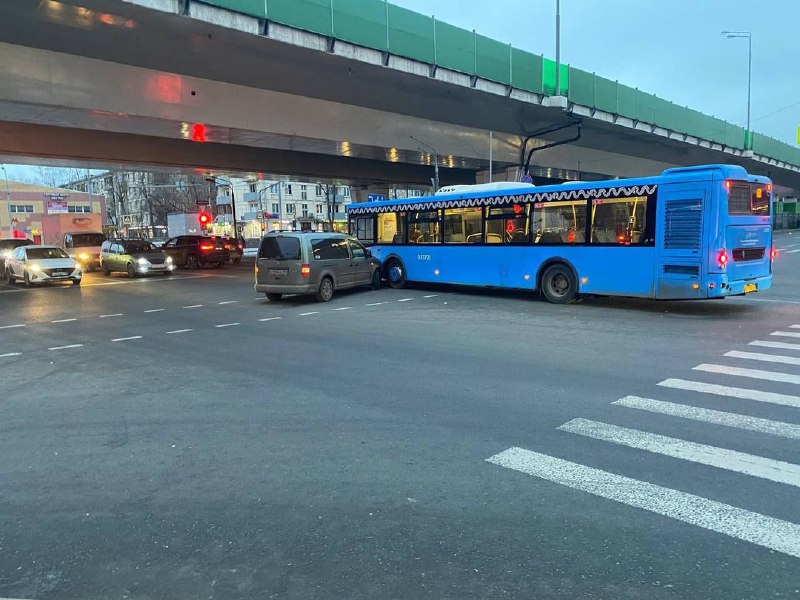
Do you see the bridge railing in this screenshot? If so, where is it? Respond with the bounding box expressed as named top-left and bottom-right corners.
top-left (203, 0), bottom-right (798, 168)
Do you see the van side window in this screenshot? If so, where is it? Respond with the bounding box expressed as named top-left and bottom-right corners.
top-left (312, 238), bottom-right (349, 260)
top-left (349, 240), bottom-right (366, 258)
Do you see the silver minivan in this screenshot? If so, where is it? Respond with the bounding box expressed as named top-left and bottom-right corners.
top-left (254, 232), bottom-right (381, 302)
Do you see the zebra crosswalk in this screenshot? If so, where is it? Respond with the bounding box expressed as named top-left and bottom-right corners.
top-left (487, 322), bottom-right (800, 559)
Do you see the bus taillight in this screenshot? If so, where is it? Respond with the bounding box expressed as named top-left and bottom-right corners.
top-left (717, 249), bottom-right (728, 268)
top-left (724, 180), bottom-right (733, 191)
top-left (771, 247), bottom-right (777, 259)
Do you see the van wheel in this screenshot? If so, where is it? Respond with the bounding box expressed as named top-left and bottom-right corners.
top-left (127, 263), bottom-right (137, 278)
top-left (266, 293), bottom-right (282, 301)
top-left (316, 277), bottom-right (334, 302)
top-left (370, 268), bottom-right (381, 290)
top-left (385, 259), bottom-right (406, 289)
top-left (540, 263), bottom-right (578, 304)
top-left (186, 255), bottom-right (199, 270)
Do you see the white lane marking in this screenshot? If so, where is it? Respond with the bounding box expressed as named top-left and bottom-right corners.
top-left (259, 317), bottom-right (282, 322)
top-left (48, 344), bottom-right (83, 350)
top-left (166, 329), bottom-right (193, 334)
top-left (0, 352), bottom-right (22, 358)
top-left (771, 331), bottom-right (800, 339)
top-left (558, 418), bottom-right (800, 488)
top-left (183, 304), bottom-right (203, 309)
top-left (0, 276), bottom-right (211, 293)
top-left (365, 302), bottom-right (387, 306)
top-left (779, 243), bottom-right (800, 249)
top-left (749, 340), bottom-right (800, 351)
top-left (397, 298), bottom-right (414, 302)
top-left (215, 323), bottom-right (240, 328)
top-left (143, 309), bottom-right (165, 313)
top-left (334, 307), bottom-right (352, 311)
top-left (99, 313), bottom-right (123, 319)
top-left (658, 378), bottom-right (800, 409)
top-left (423, 294), bottom-right (439, 298)
top-left (791, 325), bottom-right (800, 329)
top-left (51, 318), bottom-right (77, 323)
top-left (218, 300), bottom-right (238, 305)
top-left (111, 336), bottom-right (142, 342)
top-left (614, 396), bottom-right (800, 441)
top-left (0, 323), bottom-right (25, 329)
top-left (786, 248), bottom-right (800, 254)
top-left (693, 364), bottom-right (800, 385)
top-left (724, 350), bottom-right (800, 366)
top-left (298, 312), bottom-right (319, 316)
top-left (486, 447), bottom-right (800, 559)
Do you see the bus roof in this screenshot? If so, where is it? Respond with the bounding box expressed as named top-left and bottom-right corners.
top-left (348, 164), bottom-right (771, 213)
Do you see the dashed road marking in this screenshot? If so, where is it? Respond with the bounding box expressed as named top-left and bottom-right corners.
top-left (259, 317), bottom-right (282, 322)
top-left (614, 396), bottom-right (800, 440)
top-left (658, 378), bottom-right (800, 409)
top-left (423, 294), bottom-right (439, 298)
top-left (558, 418), bottom-right (800, 488)
top-left (51, 318), bottom-right (77, 323)
top-left (183, 304), bottom-right (203, 309)
top-left (334, 307), bottom-right (352, 311)
top-left (0, 352), bottom-right (21, 358)
top-left (143, 309), bottom-right (165, 313)
top-left (48, 344), bottom-right (83, 350)
top-left (298, 312), bottom-right (319, 316)
top-left (749, 340), bottom-right (800, 351)
top-left (365, 302), bottom-right (387, 306)
top-left (771, 331), bottom-right (800, 339)
top-left (792, 324), bottom-right (800, 329)
top-left (218, 300), bottom-right (238, 305)
top-left (112, 336), bottom-right (142, 342)
top-left (215, 323), bottom-right (240, 328)
top-left (99, 313), bottom-right (123, 319)
top-left (166, 329), bottom-right (193, 334)
top-left (486, 447), bottom-right (800, 559)
top-left (0, 323), bottom-right (25, 329)
top-left (398, 298), bottom-right (414, 302)
top-left (693, 364), bottom-right (800, 385)
top-left (724, 350), bottom-right (800, 366)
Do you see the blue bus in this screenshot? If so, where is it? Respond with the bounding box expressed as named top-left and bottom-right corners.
top-left (347, 164), bottom-right (774, 303)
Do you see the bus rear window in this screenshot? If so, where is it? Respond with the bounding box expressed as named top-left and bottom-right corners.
top-left (728, 183), bottom-right (770, 215)
top-left (259, 236), bottom-right (301, 260)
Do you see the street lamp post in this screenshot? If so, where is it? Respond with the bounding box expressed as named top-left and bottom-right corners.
top-left (555, 0), bottom-right (561, 96)
top-left (722, 30), bottom-right (752, 146)
top-left (0, 165), bottom-right (11, 239)
top-left (410, 135), bottom-right (440, 191)
top-left (207, 176), bottom-right (238, 237)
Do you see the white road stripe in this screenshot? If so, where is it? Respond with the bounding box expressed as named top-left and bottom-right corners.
top-left (334, 307), bottom-right (352, 311)
top-left (398, 298), bottom-right (414, 302)
top-left (749, 340), bottom-right (800, 351)
top-left (0, 352), bottom-right (22, 358)
top-left (558, 418), bottom-right (800, 488)
top-left (658, 378), bottom-right (800, 409)
top-left (724, 350), bottom-right (800, 366)
top-left (614, 396), bottom-right (800, 441)
top-left (259, 317), bottom-right (282, 322)
top-left (166, 329), bottom-right (193, 334)
top-left (791, 325), bottom-right (800, 329)
top-left (143, 309), bottom-right (165, 313)
top-left (486, 447), bottom-right (800, 559)
top-left (423, 294), bottom-right (439, 298)
top-left (111, 336), bottom-right (142, 342)
top-left (215, 323), bottom-right (240, 328)
top-left (218, 300), bottom-right (238, 305)
top-left (771, 331), bottom-right (800, 339)
top-left (48, 344), bottom-right (83, 350)
top-left (51, 318), bottom-right (77, 323)
top-left (786, 248), bottom-right (800, 254)
top-left (183, 304), bottom-right (203, 309)
top-left (365, 302), bottom-right (387, 306)
top-left (99, 313), bottom-right (123, 318)
top-left (298, 312), bottom-right (319, 316)
top-left (0, 323), bottom-right (25, 329)
top-left (693, 364), bottom-right (800, 385)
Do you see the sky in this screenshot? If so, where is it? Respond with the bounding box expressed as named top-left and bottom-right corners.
top-left (391, 0), bottom-right (799, 145)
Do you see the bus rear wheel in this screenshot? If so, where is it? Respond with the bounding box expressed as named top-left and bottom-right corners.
top-left (385, 259), bottom-right (406, 289)
top-left (540, 264), bottom-right (578, 304)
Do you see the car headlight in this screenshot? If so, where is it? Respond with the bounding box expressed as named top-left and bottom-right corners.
top-left (1, 251), bottom-right (11, 260)
top-left (78, 252), bottom-right (90, 261)
top-left (30, 264), bottom-right (41, 272)
top-left (165, 256), bottom-right (173, 263)
top-left (73, 263), bottom-right (81, 270)
top-left (137, 258), bottom-right (148, 265)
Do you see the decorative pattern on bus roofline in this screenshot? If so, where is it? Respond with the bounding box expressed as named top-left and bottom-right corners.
top-left (347, 185), bottom-right (658, 215)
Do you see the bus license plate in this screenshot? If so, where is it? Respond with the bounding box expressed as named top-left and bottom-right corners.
top-left (744, 283), bottom-right (757, 293)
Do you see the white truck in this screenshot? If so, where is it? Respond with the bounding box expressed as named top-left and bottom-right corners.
top-left (41, 213), bottom-right (106, 271)
top-left (167, 212), bottom-right (206, 237)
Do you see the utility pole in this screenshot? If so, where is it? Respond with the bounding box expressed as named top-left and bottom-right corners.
top-left (410, 136), bottom-right (440, 192)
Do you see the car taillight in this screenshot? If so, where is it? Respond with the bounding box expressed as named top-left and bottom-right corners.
top-left (224, 244), bottom-right (231, 250)
top-left (300, 264), bottom-right (311, 277)
top-left (200, 244), bottom-right (214, 251)
top-left (237, 243), bottom-right (243, 250)
top-left (717, 249), bottom-right (727, 268)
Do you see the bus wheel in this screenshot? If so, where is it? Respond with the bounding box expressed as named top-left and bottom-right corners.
top-left (386, 259), bottom-right (406, 289)
top-left (540, 264), bottom-right (577, 304)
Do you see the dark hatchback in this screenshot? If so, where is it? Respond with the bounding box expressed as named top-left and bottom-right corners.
top-left (161, 235), bottom-right (229, 269)
top-left (0, 238), bottom-right (34, 271)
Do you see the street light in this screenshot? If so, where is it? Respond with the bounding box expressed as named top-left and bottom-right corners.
top-left (0, 164), bottom-right (11, 239)
top-left (410, 136), bottom-right (440, 191)
top-left (721, 30), bottom-right (752, 141)
top-left (206, 176), bottom-right (238, 237)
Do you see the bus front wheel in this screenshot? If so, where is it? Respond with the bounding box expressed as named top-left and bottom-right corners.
top-left (540, 264), bottom-right (578, 304)
top-left (385, 259), bottom-right (406, 289)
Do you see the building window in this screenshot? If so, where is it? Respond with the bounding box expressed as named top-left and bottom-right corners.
top-left (286, 204), bottom-right (295, 214)
top-left (301, 190), bottom-right (308, 200)
top-left (316, 204), bottom-right (324, 214)
top-left (316, 185), bottom-right (323, 196)
top-left (10, 205), bottom-right (34, 213)
top-left (302, 208), bottom-right (309, 218)
top-left (249, 183), bottom-right (257, 193)
top-left (272, 203), bottom-right (280, 214)
top-left (68, 205), bottom-right (92, 213)
top-left (410, 189), bottom-right (423, 197)
top-left (532, 200), bottom-right (587, 244)
top-left (285, 184), bottom-right (293, 196)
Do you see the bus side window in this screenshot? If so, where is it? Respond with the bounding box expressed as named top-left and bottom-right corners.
top-left (355, 217), bottom-right (375, 244)
top-left (378, 212), bottom-right (404, 244)
top-left (532, 201), bottom-right (587, 244)
top-left (590, 196), bottom-right (648, 245)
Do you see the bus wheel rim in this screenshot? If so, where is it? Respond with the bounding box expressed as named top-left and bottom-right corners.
top-left (389, 265), bottom-right (402, 282)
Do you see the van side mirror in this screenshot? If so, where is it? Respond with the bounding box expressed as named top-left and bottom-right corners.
top-left (364, 248), bottom-right (372, 257)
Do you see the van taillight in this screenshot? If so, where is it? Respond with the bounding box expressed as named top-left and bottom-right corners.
top-left (717, 249), bottom-right (727, 268)
top-left (300, 264), bottom-right (311, 277)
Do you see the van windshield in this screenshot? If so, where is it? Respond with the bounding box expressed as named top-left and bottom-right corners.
top-left (71, 233), bottom-right (106, 247)
top-left (259, 236), bottom-right (301, 260)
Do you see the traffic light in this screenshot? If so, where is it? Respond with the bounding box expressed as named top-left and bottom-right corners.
top-left (198, 212), bottom-right (211, 228)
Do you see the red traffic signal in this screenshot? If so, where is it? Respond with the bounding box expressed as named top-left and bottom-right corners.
top-left (198, 212), bottom-right (211, 227)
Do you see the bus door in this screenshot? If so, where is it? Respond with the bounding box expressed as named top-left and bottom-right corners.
top-left (655, 186), bottom-right (708, 299)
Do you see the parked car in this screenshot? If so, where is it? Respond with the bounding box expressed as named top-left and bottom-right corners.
top-left (0, 238), bottom-right (34, 271)
top-left (243, 238), bottom-right (260, 259)
top-left (221, 237), bottom-right (243, 264)
top-left (255, 231), bottom-right (380, 302)
top-left (100, 239), bottom-right (175, 277)
top-left (4, 245), bottom-right (82, 287)
top-left (161, 235), bottom-right (229, 269)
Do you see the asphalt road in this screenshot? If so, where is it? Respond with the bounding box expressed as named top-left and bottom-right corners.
top-left (1, 233), bottom-right (799, 599)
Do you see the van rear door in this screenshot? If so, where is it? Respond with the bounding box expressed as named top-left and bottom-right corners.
top-left (257, 236), bottom-right (304, 285)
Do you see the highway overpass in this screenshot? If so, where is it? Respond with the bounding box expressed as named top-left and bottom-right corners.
top-left (0, 0), bottom-right (799, 192)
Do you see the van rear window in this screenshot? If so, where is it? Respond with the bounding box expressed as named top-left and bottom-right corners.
top-left (259, 237), bottom-right (301, 260)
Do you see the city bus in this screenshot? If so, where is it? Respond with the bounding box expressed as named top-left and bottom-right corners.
top-left (348, 164), bottom-right (774, 303)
